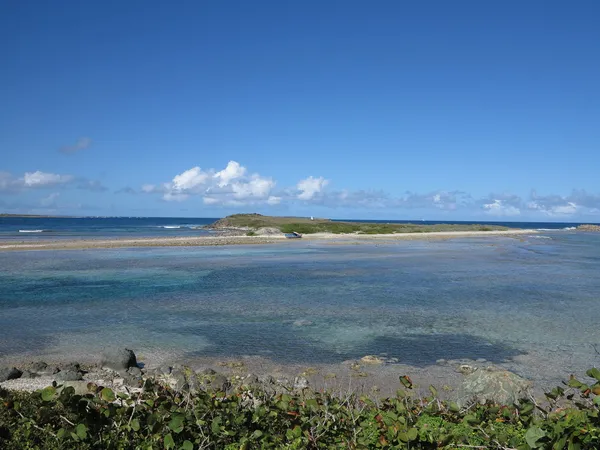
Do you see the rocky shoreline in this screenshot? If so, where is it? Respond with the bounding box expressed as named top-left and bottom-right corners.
top-left (577, 224), bottom-right (600, 232)
top-left (0, 348), bottom-right (535, 407)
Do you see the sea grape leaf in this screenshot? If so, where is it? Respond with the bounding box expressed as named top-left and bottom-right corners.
top-left (41, 386), bottom-right (57, 402)
top-left (131, 418), bottom-right (141, 431)
top-left (164, 433), bottom-right (175, 449)
top-left (525, 426), bottom-right (546, 448)
top-left (168, 414), bottom-right (184, 433)
top-left (101, 387), bottom-right (116, 402)
top-left (587, 368), bottom-right (600, 381)
top-left (75, 423), bottom-right (87, 440)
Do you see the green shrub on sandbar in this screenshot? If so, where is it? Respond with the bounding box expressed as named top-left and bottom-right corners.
top-left (3, 370), bottom-right (600, 449)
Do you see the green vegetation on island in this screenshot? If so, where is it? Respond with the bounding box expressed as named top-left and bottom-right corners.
top-left (208, 213), bottom-right (511, 234)
top-left (3, 369), bottom-right (600, 449)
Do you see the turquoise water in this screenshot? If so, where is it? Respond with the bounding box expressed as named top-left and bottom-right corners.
top-left (1, 232), bottom-right (599, 384)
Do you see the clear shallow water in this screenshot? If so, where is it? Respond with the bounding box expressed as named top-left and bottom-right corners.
top-left (1, 232), bottom-right (599, 385)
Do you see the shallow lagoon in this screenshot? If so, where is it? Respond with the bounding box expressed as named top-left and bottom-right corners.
top-left (1, 232), bottom-right (599, 388)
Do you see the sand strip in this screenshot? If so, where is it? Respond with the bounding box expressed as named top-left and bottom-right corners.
top-left (0, 229), bottom-right (536, 251)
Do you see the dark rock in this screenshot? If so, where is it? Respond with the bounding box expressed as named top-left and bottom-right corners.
top-left (20, 370), bottom-right (37, 379)
top-left (173, 372), bottom-right (189, 391)
top-left (60, 363), bottom-right (81, 373)
top-left (157, 365), bottom-right (172, 375)
top-left (258, 374), bottom-right (275, 385)
top-left (30, 361), bottom-right (48, 373)
top-left (127, 366), bottom-right (142, 377)
top-left (242, 373), bottom-right (260, 387)
top-left (0, 367), bottom-right (23, 382)
top-left (55, 370), bottom-right (83, 382)
top-left (210, 374), bottom-right (229, 392)
top-left (100, 348), bottom-right (138, 371)
top-left (199, 368), bottom-right (217, 376)
top-left (123, 375), bottom-right (143, 388)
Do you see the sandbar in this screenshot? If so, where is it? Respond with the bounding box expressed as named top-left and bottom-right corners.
top-left (0, 229), bottom-right (536, 251)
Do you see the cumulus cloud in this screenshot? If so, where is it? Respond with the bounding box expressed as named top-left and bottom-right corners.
top-left (59, 137), bottom-right (92, 154)
top-left (523, 190), bottom-right (600, 216)
top-left (214, 161), bottom-right (246, 187)
top-left (267, 196), bottom-right (282, 205)
top-left (297, 176), bottom-right (329, 200)
top-left (172, 167), bottom-right (211, 191)
top-left (23, 171), bottom-right (73, 187)
top-left (137, 160), bottom-right (600, 218)
top-left (482, 199), bottom-right (521, 216)
top-left (145, 161), bottom-right (278, 205)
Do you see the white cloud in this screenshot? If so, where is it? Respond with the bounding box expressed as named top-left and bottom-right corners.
top-left (203, 196), bottom-right (219, 205)
top-left (231, 175), bottom-right (275, 199)
top-left (297, 176), bottom-right (329, 200)
top-left (23, 171), bottom-right (73, 187)
top-left (553, 202), bottom-right (578, 215)
top-left (267, 196), bottom-right (282, 205)
top-left (528, 200), bottom-right (579, 216)
top-left (59, 137), bottom-right (92, 154)
top-left (214, 161), bottom-right (246, 187)
top-left (150, 161), bottom-right (277, 205)
top-left (172, 167), bottom-right (211, 191)
top-left (482, 199), bottom-right (521, 216)
top-left (139, 162), bottom-right (600, 217)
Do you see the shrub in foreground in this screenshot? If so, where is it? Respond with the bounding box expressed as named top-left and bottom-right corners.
top-left (2, 371), bottom-right (600, 449)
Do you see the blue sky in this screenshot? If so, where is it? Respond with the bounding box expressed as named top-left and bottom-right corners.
top-left (1, 0), bottom-right (599, 220)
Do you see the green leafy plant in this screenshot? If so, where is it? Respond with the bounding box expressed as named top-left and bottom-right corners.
top-left (3, 370), bottom-right (600, 449)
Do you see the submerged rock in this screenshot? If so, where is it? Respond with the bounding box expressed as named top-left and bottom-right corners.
top-left (293, 376), bottom-right (309, 390)
top-left (100, 348), bottom-right (138, 372)
top-left (55, 370), bottom-right (83, 382)
top-left (127, 366), bottom-right (143, 377)
top-left (457, 367), bottom-right (531, 406)
top-left (457, 364), bottom-right (476, 375)
top-left (0, 367), bottom-right (23, 382)
top-left (360, 355), bottom-right (385, 364)
top-left (30, 361), bottom-right (49, 373)
top-left (20, 370), bottom-right (37, 379)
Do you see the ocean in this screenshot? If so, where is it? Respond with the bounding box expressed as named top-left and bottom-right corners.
top-left (0, 216), bottom-right (585, 241)
top-left (0, 216), bottom-right (218, 241)
top-left (1, 217), bottom-right (599, 388)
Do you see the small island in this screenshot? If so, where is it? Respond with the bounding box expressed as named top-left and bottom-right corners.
top-left (206, 213), bottom-right (512, 235)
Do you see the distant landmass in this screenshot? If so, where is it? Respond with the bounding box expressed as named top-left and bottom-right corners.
top-left (206, 213), bottom-right (511, 234)
top-left (0, 213), bottom-right (66, 218)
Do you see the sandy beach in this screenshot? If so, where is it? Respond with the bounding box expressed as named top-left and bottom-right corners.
top-left (0, 229), bottom-right (536, 251)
